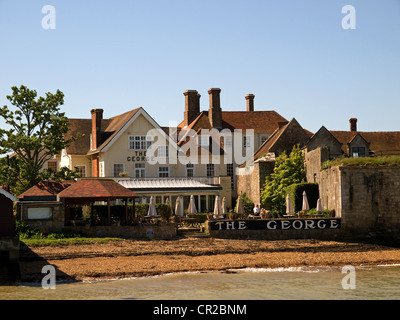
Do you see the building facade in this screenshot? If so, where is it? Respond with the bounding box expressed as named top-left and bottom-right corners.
top-left (47, 88), bottom-right (290, 212)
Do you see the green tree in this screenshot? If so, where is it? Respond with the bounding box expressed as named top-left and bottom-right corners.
top-left (260, 145), bottom-right (305, 213)
top-left (0, 85), bottom-right (77, 194)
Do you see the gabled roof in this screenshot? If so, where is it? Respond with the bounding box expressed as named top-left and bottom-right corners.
top-left (0, 187), bottom-right (17, 202)
top-left (330, 131), bottom-right (400, 156)
top-left (88, 108), bottom-right (141, 154)
top-left (307, 126), bottom-right (341, 146)
top-left (58, 179), bottom-right (138, 199)
top-left (65, 119), bottom-right (111, 155)
top-left (247, 118), bottom-right (311, 165)
top-left (18, 181), bottom-right (75, 200)
top-left (65, 107), bottom-right (180, 156)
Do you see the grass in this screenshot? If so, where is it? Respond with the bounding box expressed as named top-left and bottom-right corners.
top-left (15, 220), bottom-right (124, 247)
top-left (322, 156), bottom-right (400, 169)
top-left (20, 237), bottom-right (124, 247)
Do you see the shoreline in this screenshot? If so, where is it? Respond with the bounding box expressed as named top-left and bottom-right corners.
top-left (17, 237), bottom-right (400, 283)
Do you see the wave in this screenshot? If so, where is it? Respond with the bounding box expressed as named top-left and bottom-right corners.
top-left (229, 266), bottom-right (337, 273)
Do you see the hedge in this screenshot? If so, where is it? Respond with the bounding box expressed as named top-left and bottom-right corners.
top-left (92, 203), bottom-right (172, 221)
top-left (285, 182), bottom-right (319, 212)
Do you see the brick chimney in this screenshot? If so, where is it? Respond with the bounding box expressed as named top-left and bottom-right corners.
top-left (91, 109), bottom-right (103, 150)
top-left (349, 118), bottom-right (357, 132)
top-left (183, 90), bottom-right (200, 127)
top-left (208, 88), bottom-right (222, 128)
top-left (245, 94), bottom-right (255, 112)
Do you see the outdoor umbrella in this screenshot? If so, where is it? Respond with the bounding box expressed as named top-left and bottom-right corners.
top-left (175, 197), bottom-right (183, 216)
top-left (187, 195), bottom-right (197, 214)
top-left (316, 198), bottom-right (323, 212)
top-left (302, 191), bottom-right (310, 211)
top-left (147, 196), bottom-right (158, 217)
top-left (213, 195), bottom-right (223, 219)
top-left (235, 196), bottom-right (244, 215)
top-left (221, 197), bottom-right (226, 215)
top-left (286, 194), bottom-right (294, 214)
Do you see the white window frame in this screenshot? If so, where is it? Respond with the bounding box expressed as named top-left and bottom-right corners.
top-left (158, 145), bottom-right (169, 158)
top-left (129, 136), bottom-right (153, 150)
top-left (47, 161), bottom-right (58, 171)
top-left (76, 165), bottom-right (86, 177)
top-left (158, 166), bottom-right (169, 178)
top-left (99, 161), bottom-right (104, 177)
top-left (206, 163), bottom-right (215, 177)
top-left (134, 163), bottom-right (146, 178)
top-left (186, 163), bottom-right (195, 177)
top-left (113, 163), bottom-right (125, 177)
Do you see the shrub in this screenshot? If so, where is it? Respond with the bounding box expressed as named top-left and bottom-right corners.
top-left (236, 193), bottom-right (254, 215)
top-left (285, 182), bottom-right (319, 212)
top-left (134, 204), bottom-right (149, 218)
top-left (322, 156), bottom-right (400, 169)
top-left (155, 203), bottom-right (172, 221)
top-left (261, 145), bottom-right (305, 213)
top-left (15, 220), bottom-right (82, 239)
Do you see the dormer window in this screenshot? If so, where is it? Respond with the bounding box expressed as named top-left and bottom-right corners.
top-left (351, 147), bottom-right (365, 158)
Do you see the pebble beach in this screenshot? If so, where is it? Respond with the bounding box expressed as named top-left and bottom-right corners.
top-left (18, 237), bottom-right (400, 282)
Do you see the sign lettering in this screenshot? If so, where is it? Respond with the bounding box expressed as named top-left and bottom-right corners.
top-left (209, 219), bottom-right (341, 231)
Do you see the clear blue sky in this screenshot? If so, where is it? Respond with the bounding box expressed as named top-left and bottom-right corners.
top-left (0, 0), bottom-right (399, 133)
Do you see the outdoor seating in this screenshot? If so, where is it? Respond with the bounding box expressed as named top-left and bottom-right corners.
top-left (178, 217), bottom-right (201, 228)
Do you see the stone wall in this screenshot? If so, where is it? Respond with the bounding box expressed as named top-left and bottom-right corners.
top-left (236, 161), bottom-right (275, 205)
top-left (17, 201), bottom-right (65, 232)
top-left (65, 223), bottom-right (177, 240)
top-left (304, 147), bottom-right (330, 183)
top-left (318, 165), bottom-right (400, 241)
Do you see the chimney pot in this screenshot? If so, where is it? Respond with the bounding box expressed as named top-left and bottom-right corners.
top-left (208, 88), bottom-right (222, 128)
top-left (245, 94), bottom-right (255, 112)
top-left (350, 118), bottom-right (358, 132)
top-left (91, 109), bottom-right (103, 150)
top-left (183, 90), bottom-right (200, 126)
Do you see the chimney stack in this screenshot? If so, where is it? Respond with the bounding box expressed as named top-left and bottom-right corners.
top-left (245, 94), bottom-right (255, 112)
top-left (91, 109), bottom-right (103, 150)
top-left (349, 118), bottom-right (358, 132)
top-left (183, 90), bottom-right (200, 127)
top-left (208, 88), bottom-right (222, 128)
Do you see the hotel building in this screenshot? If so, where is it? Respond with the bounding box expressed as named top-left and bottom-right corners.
top-left (48, 88), bottom-right (289, 213)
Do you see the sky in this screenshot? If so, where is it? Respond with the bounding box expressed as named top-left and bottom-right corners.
top-left (0, 0), bottom-right (399, 134)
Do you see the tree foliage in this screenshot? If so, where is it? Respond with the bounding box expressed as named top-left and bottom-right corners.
top-left (260, 145), bottom-right (305, 213)
top-left (0, 85), bottom-right (78, 194)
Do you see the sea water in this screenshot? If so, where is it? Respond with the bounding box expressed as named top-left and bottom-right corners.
top-left (1, 265), bottom-right (400, 300)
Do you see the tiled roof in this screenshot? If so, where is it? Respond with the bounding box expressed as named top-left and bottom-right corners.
top-left (58, 179), bottom-right (138, 199)
top-left (330, 131), bottom-right (400, 156)
top-left (248, 118), bottom-right (311, 165)
top-left (65, 108), bottom-right (140, 156)
top-left (178, 110), bottom-right (288, 134)
top-left (18, 181), bottom-right (75, 199)
top-left (221, 111), bottom-right (288, 133)
top-left (94, 108), bottom-right (141, 153)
